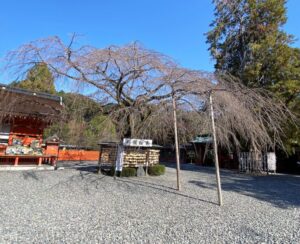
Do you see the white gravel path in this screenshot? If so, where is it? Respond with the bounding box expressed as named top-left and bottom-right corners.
top-left (0, 164), bottom-right (299, 243)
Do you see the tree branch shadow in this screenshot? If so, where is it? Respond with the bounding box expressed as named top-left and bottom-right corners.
top-left (22, 171), bottom-right (39, 181)
top-left (117, 177), bottom-right (218, 206)
top-left (189, 174), bottom-right (300, 209)
top-left (46, 169), bottom-right (107, 195)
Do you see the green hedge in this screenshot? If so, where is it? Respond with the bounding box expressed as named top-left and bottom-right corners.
top-left (103, 165), bottom-right (165, 177)
top-left (103, 167), bottom-right (137, 177)
top-left (108, 167), bottom-right (115, 176)
top-left (148, 164), bottom-right (165, 176)
top-left (120, 167), bottom-right (137, 177)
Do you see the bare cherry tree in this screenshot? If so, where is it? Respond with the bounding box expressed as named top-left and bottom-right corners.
top-left (172, 72), bottom-right (294, 151)
top-left (4, 36), bottom-right (297, 205)
top-left (4, 35), bottom-right (295, 150)
top-left (5, 35), bottom-right (176, 139)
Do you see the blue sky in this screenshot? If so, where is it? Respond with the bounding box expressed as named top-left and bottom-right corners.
top-left (0, 0), bottom-right (299, 85)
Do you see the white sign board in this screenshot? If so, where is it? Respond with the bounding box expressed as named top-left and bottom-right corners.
top-left (115, 145), bottom-right (124, 171)
top-left (267, 152), bottom-right (276, 171)
top-left (123, 138), bottom-right (153, 147)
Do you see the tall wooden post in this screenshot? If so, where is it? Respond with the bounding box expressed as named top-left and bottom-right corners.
top-left (172, 95), bottom-right (181, 191)
top-left (209, 92), bottom-right (223, 206)
top-left (97, 145), bottom-right (103, 174)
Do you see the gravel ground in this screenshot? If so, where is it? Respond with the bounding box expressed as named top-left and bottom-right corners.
top-left (0, 163), bottom-right (299, 243)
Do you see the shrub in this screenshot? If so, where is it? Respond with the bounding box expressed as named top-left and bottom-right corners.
top-left (120, 167), bottom-right (137, 177)
top-left (100, 166), bottom-right (115, 176)
top-left (108, 167), bottom-right (115, 176)
top-left (148, 164), bottom-right (165, 176)
top-left (101, 167), bottom-right (137, 177)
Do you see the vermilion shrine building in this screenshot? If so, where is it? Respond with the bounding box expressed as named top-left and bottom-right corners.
top-left (0, 84), bottom-right (63, 166)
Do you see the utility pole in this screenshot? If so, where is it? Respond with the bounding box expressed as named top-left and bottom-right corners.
top-left (172, 94), bottom-right (181, 191)
top-left (209, 92), bottom-right (223, 206)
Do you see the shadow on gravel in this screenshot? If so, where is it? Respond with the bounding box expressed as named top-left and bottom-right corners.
top-left (22, 171), bottom-right (39, 181)
top-left (57, 162), bottom-right (299, 208)
top-left (189, 174), bottom-right (300, 209)
top-left (46, 169), bottom-right (107, 195)
top-left (164, 163), bottom-right (300, 209)
top-left (162, 163), bottom-right (217, 174)
top-left (118, 177), bottom-right (218, 206)
top-left (75, 166), bottom-right (99, 173)
top-left (59, 161), bottom-right (100, 174)
top-left (64, 164), bottom-right (218, 206)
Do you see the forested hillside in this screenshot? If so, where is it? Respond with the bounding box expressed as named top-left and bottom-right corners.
top-left (11, 63), bottom-right (116, 148)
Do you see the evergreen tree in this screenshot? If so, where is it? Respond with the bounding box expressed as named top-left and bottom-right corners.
top-left (206, 0), bottom-right (293, 87)
top-left (207, 0), bottom-right (300, 150)
top-left (44, 92), bottom-right (117, 148)
top-left (271, 47), bottom-right (300, 107)
top-left (13, 63), bottom-right (56, 94)
top-left (12, 64), bottom-right (116, 147)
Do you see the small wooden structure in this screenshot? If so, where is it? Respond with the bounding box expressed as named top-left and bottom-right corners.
top-left (98, 141), bottom-right (161, 169)
top-left (0, 84), bottom-right (63, 166)
top-left (190, 135), bottom-right (213, 165)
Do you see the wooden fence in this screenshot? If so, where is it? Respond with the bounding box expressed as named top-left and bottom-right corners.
top-left (58, 149), bottom-right (99, 161)
top-left (238, 152), bottom-right (276, 173)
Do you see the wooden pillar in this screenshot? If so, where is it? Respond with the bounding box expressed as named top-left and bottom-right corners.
top-left (113, 144), bottom-right (118, 180)
top-left (172, 95), bottom-right (181, 191)
top-left (38, 157), bottom-right (42, 166)
top-left (97, 145), bottom-right (102, 174)
top-left (209, 92), bottom-right (223, 206)
top-left (14, 156), bottom-right (19, 166)
top-left (51, 157), bottom-right (57, 166)
top-left (145, 149), bottom-right (149, 176)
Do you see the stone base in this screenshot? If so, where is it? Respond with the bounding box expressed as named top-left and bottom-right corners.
top-left (0, 165), bottom-right (55, 171)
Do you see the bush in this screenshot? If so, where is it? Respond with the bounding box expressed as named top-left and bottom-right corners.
top-left (148, 164), bottom-right (165, 176)
top-left (100, 166), bottom-right (115, 176)
top-left (120, 167), bottom-right (137, 177)
top-left (101, 167), bottom-right (136, 177)
top-left (108, 167), bottom-right (115, 176)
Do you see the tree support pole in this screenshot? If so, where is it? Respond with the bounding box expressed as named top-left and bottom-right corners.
top-left (172, 95), bottom-right (181, 191)
top-left (209, 92), bottom-right (223, 206)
